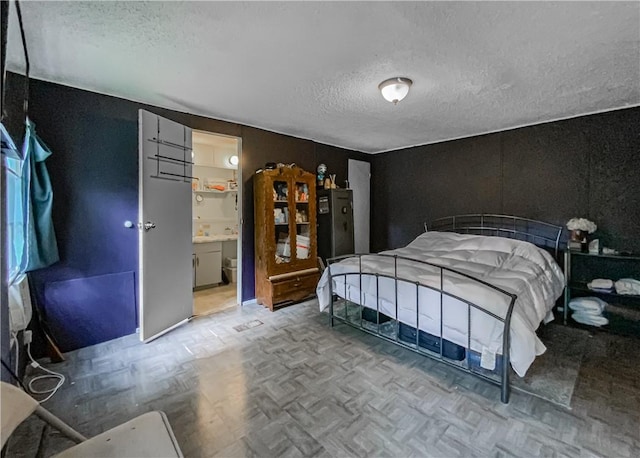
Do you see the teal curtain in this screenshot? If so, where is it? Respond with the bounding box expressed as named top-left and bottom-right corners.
top-left (23, 119), bottom-right (59, 271)
top-left (1, 123), bottom-right (22, 159)
top-left (3, 119), bottom-right (59, 283)
top-left (3, 123), bottom-right (27, 283)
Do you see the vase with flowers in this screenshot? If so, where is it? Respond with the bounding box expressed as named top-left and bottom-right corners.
top-left (566, 218), bottom-right (597, 252)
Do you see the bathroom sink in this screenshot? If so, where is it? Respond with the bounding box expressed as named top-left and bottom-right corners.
top-left (193, 234), bottom-right (238, 243)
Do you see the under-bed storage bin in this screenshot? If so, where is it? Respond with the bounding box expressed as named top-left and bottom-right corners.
top-left (361, 307), bottom-right (393, 324)
top-left (398, 322), bottom-right (466, 361)
top-left (467, 350), bottom-right (504, 374)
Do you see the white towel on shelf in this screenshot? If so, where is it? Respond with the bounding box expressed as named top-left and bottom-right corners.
top-left (588, 279), bottom-right (614, 290)
top-left (572, 311), bottom-right (609, 327)
top-left (615, 278), bottom-right (640, 296)
top-left (568, 297), bottom-right (607, 314)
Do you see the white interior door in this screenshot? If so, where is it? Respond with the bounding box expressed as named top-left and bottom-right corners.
top-left (139, 110), bottom-right (193, 342)
top-left (348, 159), bottom-right (371, 254)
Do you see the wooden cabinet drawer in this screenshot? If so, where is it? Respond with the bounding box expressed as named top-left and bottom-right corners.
top-left (272, 272), bottom-right (318, 303)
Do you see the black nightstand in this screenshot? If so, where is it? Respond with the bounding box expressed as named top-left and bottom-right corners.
top-left (563, 250), bottom-right (640, 334)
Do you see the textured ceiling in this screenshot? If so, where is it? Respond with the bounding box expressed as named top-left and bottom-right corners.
top-left (6, 1), bottom-right (640, 154)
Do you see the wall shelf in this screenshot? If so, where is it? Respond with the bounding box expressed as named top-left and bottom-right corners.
top-left (193, 189), bottom-right (237, 195)
top-left (193, 163), bottom-right (237, 171)
top-left (193, 219), bottom-right (237, 226)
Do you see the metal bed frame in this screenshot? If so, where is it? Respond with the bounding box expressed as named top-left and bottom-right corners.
top-left (326, 214), bottom-right (564, 403)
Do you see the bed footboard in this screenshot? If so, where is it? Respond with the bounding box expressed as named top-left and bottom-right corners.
top-left (326, 254), bottom-right (517, 403)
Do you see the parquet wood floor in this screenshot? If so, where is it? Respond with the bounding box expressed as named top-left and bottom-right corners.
top-left (6, 300), bottom-right (640, 457)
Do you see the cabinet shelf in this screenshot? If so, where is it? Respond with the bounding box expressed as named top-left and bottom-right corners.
top-left (254, 166), bottom-right (319, 311)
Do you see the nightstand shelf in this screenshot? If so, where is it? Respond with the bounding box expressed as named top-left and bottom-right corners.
top-left (567, 281), bottom-right (640, 300)
top-left (563, 250), bottom-right (640, 336)
top-left (568, 251), bottom-right (640, 261)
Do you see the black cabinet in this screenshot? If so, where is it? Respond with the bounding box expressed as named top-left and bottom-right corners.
top-left (317, 189), bottom-right (355, 262)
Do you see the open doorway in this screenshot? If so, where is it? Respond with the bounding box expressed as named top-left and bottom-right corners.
top-left (191, 131), bottom-right (242, 316)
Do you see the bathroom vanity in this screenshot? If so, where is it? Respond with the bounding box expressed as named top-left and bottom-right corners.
top-left (192, 235), bottom-right (238, 289)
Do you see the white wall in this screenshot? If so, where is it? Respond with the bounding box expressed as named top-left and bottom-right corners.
top-left (192, 140), bottom-right (238, 236)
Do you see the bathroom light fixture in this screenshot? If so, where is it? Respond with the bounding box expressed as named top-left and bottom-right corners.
top-left (378, 77), bottom-right (412, 104)
top-left (228, 155), bottom-right (239, 166)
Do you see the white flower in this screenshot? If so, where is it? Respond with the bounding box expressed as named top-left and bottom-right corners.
top-left (566, 218), bottom-right (597, 234)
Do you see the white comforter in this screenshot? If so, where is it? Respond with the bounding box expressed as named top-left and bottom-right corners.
top-left (316, 231), bottom-right (565, 376)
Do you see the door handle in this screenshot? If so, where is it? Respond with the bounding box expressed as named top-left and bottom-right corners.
top-left (143, 221), bottom-right (156, 231)
top-left (196, 256), bottom-right (199, 267)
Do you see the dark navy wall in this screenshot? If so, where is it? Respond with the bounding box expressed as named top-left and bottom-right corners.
top-left (4, 73), bottom-right (368, 352)
top-left (371, 107), bottom-right (640, 254)
top-left (4, 74), bottom-right (141, 352)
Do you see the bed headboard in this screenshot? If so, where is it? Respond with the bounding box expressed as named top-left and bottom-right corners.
top-left (426, 214), bottom-right (565, 258)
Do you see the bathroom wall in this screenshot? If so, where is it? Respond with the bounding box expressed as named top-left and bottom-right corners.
top-left (192, 139), bottom-right (239, 236)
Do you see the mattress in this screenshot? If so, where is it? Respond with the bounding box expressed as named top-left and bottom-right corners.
top-left (359, 308), bottom-right (502, 373)
top-left (317, 231), bottom-right (565, 377)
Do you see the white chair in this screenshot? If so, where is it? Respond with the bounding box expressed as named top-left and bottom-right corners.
top-left (1, 382), bottom-right (183, 457)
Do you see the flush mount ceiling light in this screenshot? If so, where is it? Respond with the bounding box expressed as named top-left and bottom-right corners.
top-left (378, 77), bottom-right (413, 104)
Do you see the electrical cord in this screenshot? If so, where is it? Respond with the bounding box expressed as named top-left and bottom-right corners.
top-left (0, 357), bottom-right (27, 390)
top-left (11, 331), bottom-right (19, 375)
top-left (26, 341), bottom-right (65, 403)
top-left (1, 346), bottom-right (64, 404)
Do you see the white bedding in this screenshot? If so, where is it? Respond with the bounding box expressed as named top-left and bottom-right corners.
top-left (316, 231), bottom-right (565, 377)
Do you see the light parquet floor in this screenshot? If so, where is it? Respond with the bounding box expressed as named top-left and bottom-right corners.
top-left (193, 283), bottom-right (238, 316)
top-left (6, 300), bottom-right (640, 457)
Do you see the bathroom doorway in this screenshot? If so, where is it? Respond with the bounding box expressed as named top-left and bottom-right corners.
top-left (191, 131), bottom-right (242, 316)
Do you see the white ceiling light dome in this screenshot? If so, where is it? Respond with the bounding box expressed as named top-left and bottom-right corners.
top-left (378, 77), bottom-right (413, 104)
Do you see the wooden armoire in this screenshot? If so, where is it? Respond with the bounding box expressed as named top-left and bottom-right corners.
top-left (254, 165), bottom-right (319, 310)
